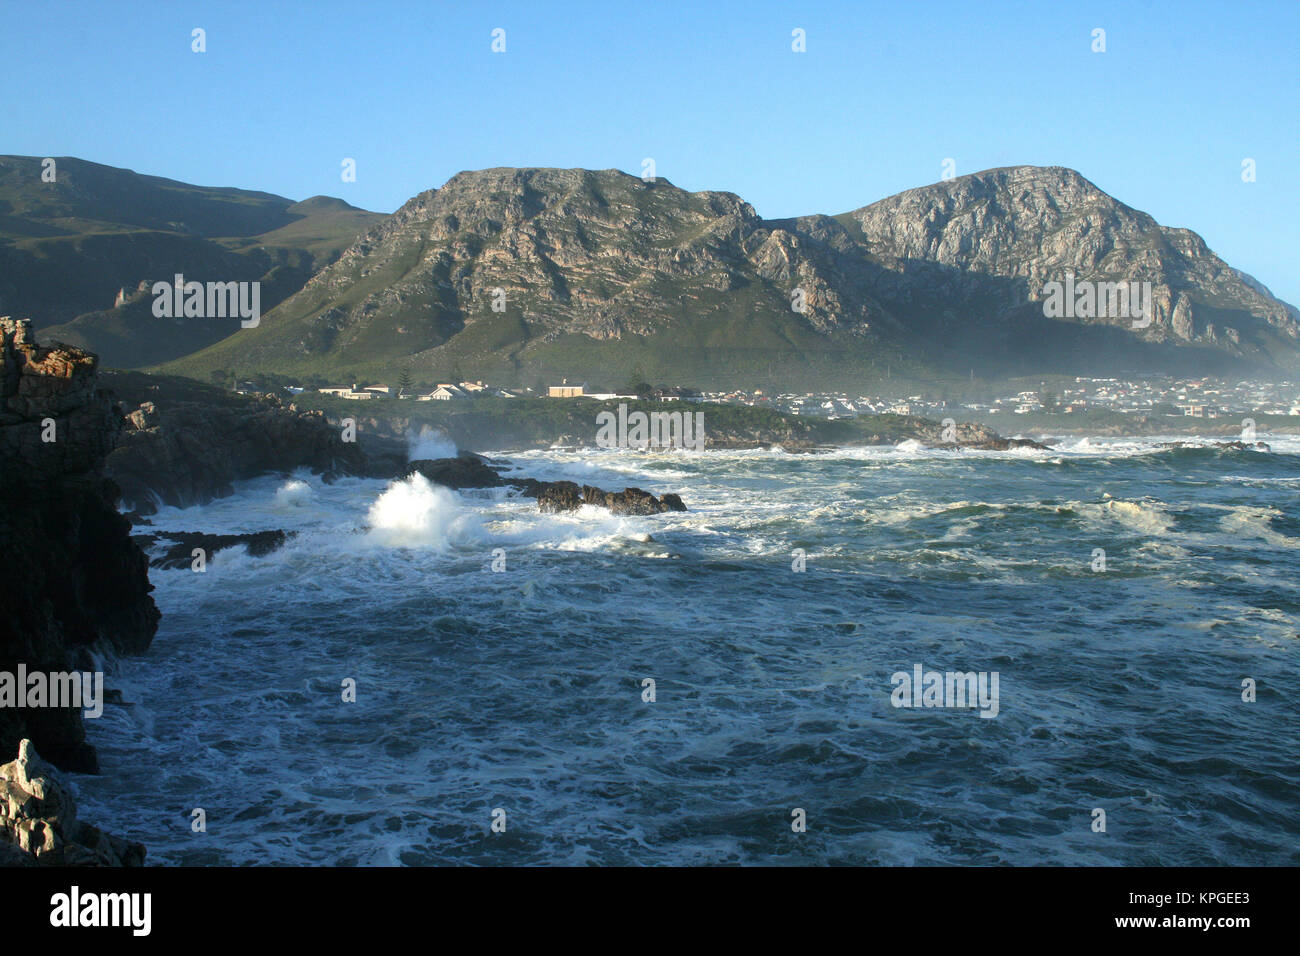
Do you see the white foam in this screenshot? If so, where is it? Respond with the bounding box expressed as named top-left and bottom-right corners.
top-left (407, 425), bottom-right (457, 461)
top-left (365, 473), bottom-right (481, 549)
top-left (274, 479), bottom-right (314, 508)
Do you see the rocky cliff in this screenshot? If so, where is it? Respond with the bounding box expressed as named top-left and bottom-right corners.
top-left (0, 317), bottom-right (159, 772)
top-left (100, 371), bottom-right (407, 516)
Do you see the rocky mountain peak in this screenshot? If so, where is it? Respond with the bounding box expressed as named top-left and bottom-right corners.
top-left (160, 163), bottom-right (1300, 384)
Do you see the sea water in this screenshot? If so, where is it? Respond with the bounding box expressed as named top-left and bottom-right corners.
top-left (75, 436), bottom-right (1300, 865)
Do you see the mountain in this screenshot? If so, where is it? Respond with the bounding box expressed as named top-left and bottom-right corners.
top-left (163, 164), bottom-right (1300, 387)
top-left (834, 166), bottom-right (1300, 376)
top-left (7, 158), bottom-right (1294, 386)
top-left (163, 167), bottom-right (910, 387)
top-left (0, 156), bottom-right (384, 367)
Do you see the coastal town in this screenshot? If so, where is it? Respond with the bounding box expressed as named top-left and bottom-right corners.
top-left (251, 375), bottom-right (1300, 422)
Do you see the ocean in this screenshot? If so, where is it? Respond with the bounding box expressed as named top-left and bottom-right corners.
top-left (76, 435), bottom-right (1299, 865)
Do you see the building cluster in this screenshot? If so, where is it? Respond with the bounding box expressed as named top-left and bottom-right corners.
top-left (309, 381), bottom-right (517, 401)
top-left (299, 379), bottom-right (706, 402)
top-left (244, 374), bottom-right (1300, 419)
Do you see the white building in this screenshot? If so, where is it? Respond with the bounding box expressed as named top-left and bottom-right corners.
top-left (418, 384), bottom-right (468, 401)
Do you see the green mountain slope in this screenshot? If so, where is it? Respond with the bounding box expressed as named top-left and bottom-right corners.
top-left (163, 167), bottom-right (907, 387)
top-left (163, 165), bottom-right (1300, 388)
top-left (0, 156), bottom-right (383, 367)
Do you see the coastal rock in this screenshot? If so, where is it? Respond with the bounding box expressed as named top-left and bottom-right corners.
top-left (583, 486), bottom-right (663, 515)
top-left (950, 436), bottom-right (1053, 451)
top-left (1159, 440), bottom-right (1271, 452)
top-left (0, 318), bottom-right (159, 771)
top-left (0, 740), bottom-right (145, 867)
top-left (407, 451), bottom-right (504, 489)
top-left (897, 417), bottom-right (1053, 451)
top-left (523, 479), bottom-right (687, 515)
top-left (531, 480), bottom-right (584, 513)
top-left (102, 371), bottom-right (408, 516)
top-left (134, 530), bottom-right (295, 570)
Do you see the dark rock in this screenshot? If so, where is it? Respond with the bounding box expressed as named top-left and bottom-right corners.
top-left (521, 479), bottom-right (687, 515)
top-left (532, 480), bottom-right (584, 513)
top-left (102, 373), bottom-right (408, 515)
top-left (407, 451), bottom-right (505, 489)
top-left (136, 530), bottom-right (294, 570)
top-left (1159, 440), bottom-right (1271, 452)
top-left (595, 487), bottom-right (664, 515)
top-left (949, 436), bottom-right (1053, 451)
top-left (0, 318), bottom-right (158, 771)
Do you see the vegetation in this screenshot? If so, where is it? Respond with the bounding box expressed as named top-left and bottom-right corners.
top-left (285, 391), bottom-right (935, 450)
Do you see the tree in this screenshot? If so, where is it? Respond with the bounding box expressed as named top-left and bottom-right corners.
top-left (398, 368), bottom-right (413, 396)
top-left (624, 363), bottom-right (649, 393)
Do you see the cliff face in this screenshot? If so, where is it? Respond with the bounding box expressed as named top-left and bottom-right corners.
top-left (268, 166), bottom-right (882, 345)
top-left (0, 317), bottom-right (159, 772)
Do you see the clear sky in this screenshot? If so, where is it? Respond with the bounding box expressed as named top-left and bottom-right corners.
top-left (3, 0), bottom-right (1297, 303)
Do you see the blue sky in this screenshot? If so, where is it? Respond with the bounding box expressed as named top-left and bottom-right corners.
top-left (3, 0), bottom-right (1297, 303)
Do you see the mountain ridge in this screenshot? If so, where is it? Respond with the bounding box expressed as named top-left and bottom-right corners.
top-left (4, 156), bottom-right (1296, 385)
top-left (0, 155), bottom-right (384, 367)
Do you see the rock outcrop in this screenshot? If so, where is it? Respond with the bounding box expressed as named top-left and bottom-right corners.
top-left (0, 318), bottom-right (159, 772)
top-left (134, 530), bottom-right (295, 570)
top-left (1159, 440), bottom-right (1271, 452)
top-left (101, 371), bottom-right (407, 516)
top-left (399, 451), bottom-right (691, 515)
top-left (407, 451), bottom-right (506, 489)
top-left (521, 479), bottom-right (688, 515)
top-left (0, 739), bottom-right (144, 866)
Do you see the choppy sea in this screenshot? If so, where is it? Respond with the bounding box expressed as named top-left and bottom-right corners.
top-left (76, 433), bottom-right (1299, 865)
